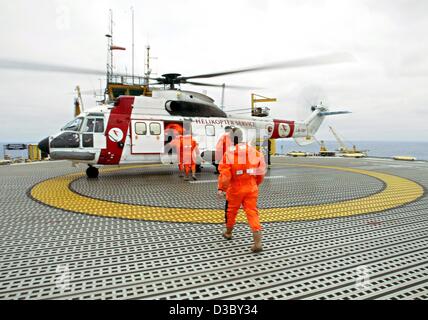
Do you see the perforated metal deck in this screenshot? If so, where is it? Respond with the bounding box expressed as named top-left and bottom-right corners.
top-left (0, 157), bottom-right (427, 300)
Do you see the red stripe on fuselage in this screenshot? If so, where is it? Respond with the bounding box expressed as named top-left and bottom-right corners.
top-left (98, 96), bottom-right (134, 165)
top-left (270, 119), bottom-right (295, 139)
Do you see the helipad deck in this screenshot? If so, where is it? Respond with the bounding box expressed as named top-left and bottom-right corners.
top-left (0, 157), bottom-right (427, 300)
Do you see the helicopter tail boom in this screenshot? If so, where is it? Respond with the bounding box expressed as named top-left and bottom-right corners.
top-left (293, 107), bottom-right (350, 146)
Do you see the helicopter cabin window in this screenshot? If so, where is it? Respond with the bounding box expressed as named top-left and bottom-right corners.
top-left (206, 125), bottom-right (215, 136)
top-left (61, 117), bottom-right (83, 132)
top-left (135, 122), bottom-right (147, 135)
top-left (150, 122), bottom-right (161, 135)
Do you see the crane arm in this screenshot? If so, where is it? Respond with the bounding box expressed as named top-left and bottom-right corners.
top-left (329, 126), bottom-right (348, 151)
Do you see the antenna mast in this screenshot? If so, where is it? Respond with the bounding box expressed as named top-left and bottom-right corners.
top-left (105, 9), bottom-right (114, 85)
top-left (131, 6), bottom-right (135, 85)
top-left (144, 45), bottom-right (151, 86)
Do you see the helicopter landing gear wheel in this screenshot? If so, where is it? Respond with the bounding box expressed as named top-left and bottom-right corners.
top-left (86, 166), bottom-right (99, 179)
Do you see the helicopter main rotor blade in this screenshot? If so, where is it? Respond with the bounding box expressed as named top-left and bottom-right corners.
top-left (184, 81), bottom-right (260, 90)
top-left (180, 52), bottom-right (354, 80)
top-left (0, 58), bottom-right (108, 76)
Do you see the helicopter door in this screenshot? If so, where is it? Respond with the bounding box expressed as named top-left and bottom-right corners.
top-left (82, 117), bottom-right (106, 149)
top-left (131, 120), bottom-right (164, 154)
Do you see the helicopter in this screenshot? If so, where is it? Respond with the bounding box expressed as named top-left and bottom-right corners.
top-left (0, 52), bottom-right (352, 178)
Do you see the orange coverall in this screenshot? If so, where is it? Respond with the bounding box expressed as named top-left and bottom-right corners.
top-left (171, 134), bottom-right (199, 175)
top-left (182, 135), bottom-right (199, 175)
top-left (169, 135), bottom-right (184, 173)
top-left (165, 123), bottom-right (183, 168)
top-left (218, 143), bottom-right (266, 232)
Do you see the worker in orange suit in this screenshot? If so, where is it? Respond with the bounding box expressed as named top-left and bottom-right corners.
top-left (217, 128), bottom-right (267, 252)
top-left (214, 126), bottom-right (234, 174)
top-left (168, 134), bottom-right (185, 177)
top-left (181, 134), bottom-right (200, 181)
top-left (169, 131), bottom-right (200, 181)
top-left (166, 123), bottom-right (184, 177)
top-left (165, 123), bottom-right (183, 166)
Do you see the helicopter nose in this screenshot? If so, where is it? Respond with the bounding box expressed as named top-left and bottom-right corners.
top-left (38, 137), bottom-right (50, 155)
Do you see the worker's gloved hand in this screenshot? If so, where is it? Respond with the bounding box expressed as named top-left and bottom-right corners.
top-left (217, 190), bottom-right (226, 199)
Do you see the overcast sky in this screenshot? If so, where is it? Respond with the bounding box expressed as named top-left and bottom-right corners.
top-left (0, 0), bottom-right (427, 143)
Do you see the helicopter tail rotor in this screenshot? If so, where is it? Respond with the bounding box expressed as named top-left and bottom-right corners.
top-left (295, 84), bottom-right (328, 121)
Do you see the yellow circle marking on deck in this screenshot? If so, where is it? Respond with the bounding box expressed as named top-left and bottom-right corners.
top-left (30, 163), bottom-right (424, 223)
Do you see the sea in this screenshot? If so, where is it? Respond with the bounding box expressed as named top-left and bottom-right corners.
top-left (275, 140), bottom-right (428, 161)
top-left (0, 142), bottom-right (35, 160)
top-left (1, 140), bottom-right (428, 161)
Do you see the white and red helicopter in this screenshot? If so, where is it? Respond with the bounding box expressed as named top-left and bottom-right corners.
top-left (0, 53), bottom-right (352, 178)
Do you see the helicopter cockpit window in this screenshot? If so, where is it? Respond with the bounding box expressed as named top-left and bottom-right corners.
top-left (61, 117), bottom-right (83, 132)
top-left (94, 119), bottom-right (104, 133)
top-left (84, 119), bottom-right (95, 132)
top-left (83, 118), bottom-right (104, 133)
